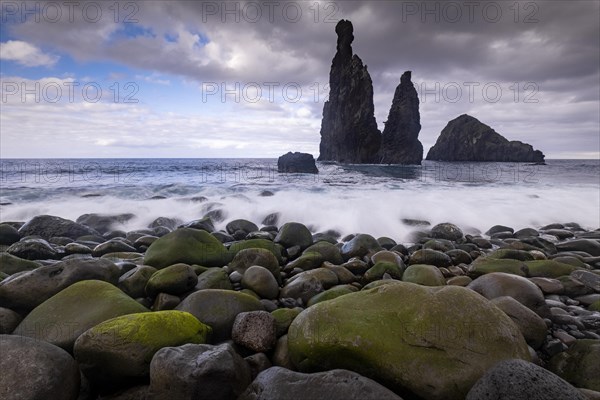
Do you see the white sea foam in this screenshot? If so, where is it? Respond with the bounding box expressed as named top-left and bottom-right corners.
top-left (2, 183), bottom-right (598, 242)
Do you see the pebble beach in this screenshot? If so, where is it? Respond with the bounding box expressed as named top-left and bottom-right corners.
top-left (1, 211), bottom-right (599, 400)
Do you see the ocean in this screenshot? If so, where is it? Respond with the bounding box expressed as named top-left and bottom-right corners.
top-left (1, 158), bottom-right (598, 241)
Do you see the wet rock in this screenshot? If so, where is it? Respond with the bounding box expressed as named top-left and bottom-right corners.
top-left (277, 152), bottom-right (318, 174)
top-left (0, 258), bottom-right (120, 312)
top-left (426, 114), bottom-right (545, 162)
top-left (0, 223), bottom-right (20, 245)
top-left (7, 238), bottom-right (59, 260)
top-left (76, 213), bottom-right (135, 235)
top-left (430, 223), bottom-right (464, 241)
top-left (148, 342), bottom-right (251, 400)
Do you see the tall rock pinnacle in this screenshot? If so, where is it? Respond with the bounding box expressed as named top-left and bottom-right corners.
top-left (380, 71), bottom-right (424, 165)
top-left (318, 20), bottom-right (381, 163)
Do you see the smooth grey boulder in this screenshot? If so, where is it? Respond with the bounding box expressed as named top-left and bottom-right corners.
top-left (238, 366), bottom-right (403, 400)
top-left (0, 335), bottom-right (80, 400)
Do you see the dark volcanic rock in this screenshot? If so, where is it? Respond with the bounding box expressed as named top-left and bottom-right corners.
top-left (318, 20), bottom-right (381, 164)
top-left (18, 214), bottom-right (100, 240)
top-left (380, 71), bottom-right (423, 165)
top-left (426, 114), bottom-right (545, 162)
top-left (277, 152), bottom-right (318, 174)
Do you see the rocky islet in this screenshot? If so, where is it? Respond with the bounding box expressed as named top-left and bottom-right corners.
top-left (0, 213), bottom-right (599, 399)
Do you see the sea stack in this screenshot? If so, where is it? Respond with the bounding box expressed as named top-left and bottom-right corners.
top-left (318, 20), bottom-right (381, 164)
top-left (379, 71), bottom-right (423, 165)
top-left (426, 114), bottom-right (545, 162)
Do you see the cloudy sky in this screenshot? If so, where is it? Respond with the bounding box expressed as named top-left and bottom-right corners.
top-left (1, 0), bottom-right (598, 159)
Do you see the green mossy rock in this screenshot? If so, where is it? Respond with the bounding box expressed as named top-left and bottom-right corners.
top-left (487, 249), bottom-right (534, 261)
top-left (275, 222), bottom-right (313, 250)
top-left (288, 282), bottom-right (529, 400)
top-left (118, 265), bottom-right (158, 298)
top-left (363, 261), bottom-right (403, 283)
top-left (195, 268), bottom-right (233, 290)
top-left (470, 257), bottom-right (528, 277)
top-left (144, 228), bottom-right (230, 269)
top-left (341, 234), bottom-right (382, 260)
top-left (145, 263), bottom-right (198, 297)
top-left (303, 242), bottom-right (344, 265)
top-left (589, 298), bottom-right (600, 312)
top-left (402, 264), bottom-right (446, 286)
top-left (0, 253), bottom-right (40, 275)
top-left (408, 249), bottom-right (452, 268)
top-left (285, 251), bottom-right (325, 272)
top-left (525, 260), bottom-right (580, 278)
top-left (548, 339), bottom-right (600, 391)
top-left (176, 289), bottom-right (264, 341)
top-left (14, 280), bottom-right (148, 352)
top-left (74, 311), bottom-right (210, 387)
top-left (306, 285), bottom-right (357, 307)
top-left (361, 280), bottom-right (399, 291)
top-left (272, 307), bottom-right (302, 337)
top-left (228, 239), bottom-right (284, 265)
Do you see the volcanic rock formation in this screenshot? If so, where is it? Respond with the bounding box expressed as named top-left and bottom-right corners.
top-left (380, 71), bottom-right (424, 165)
top-left (426, 114), bottom-right (545, 162)
top-left (318, 20), bottom-right (381, 164)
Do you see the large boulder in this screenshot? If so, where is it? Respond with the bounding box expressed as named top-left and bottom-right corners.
top-left (379, 71), bottom-right (423, 165)
top-left (76, 213), bottom-right (135, 234)
top-left (277, 152), bottom-right (318, 174)
top-left (467, 272), bottom-right (549, 317)
top-left (288, 281), bottom-right (530, 400)
top-left (556, 239), bottom-right (600, 256)
top-left (0, 335), bottom-right (80, 400)
top-left (466, 359), bottom-right (586, 400)
top-left (548, 339), bottom-right (600, 391)
top-left (318, 20), bottom-right (381, 163)
top-left (7, 238), bottom-right (59, 260)
top-left (426, 114), bottom-right (545, 162)
top-left (74, 311), bottom-right (211, 388)
top-left (0, 253), bottom-right (40, 275)
top-left (144, 228), bottom-right (230, 269)
top-left (18, 214), bottom-right (99, 239)
top-left (274, 222), bottom-right (313, 250)
top-left (148, 343), bottom-right (251, 400)
top-left (176, 289), bottom-right (264, 341)
top-left (13, 280), bottom-right (148, 352)
top-left (238, 367), bottom-right (403, 400)
top-left (0, 258), bottom-right (120, 312)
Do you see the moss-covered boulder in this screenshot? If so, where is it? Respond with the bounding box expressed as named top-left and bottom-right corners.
top-left (176, 289), bottom-right (264, 341)
top-left (14, 280), bottom-right (148, 352)
top-left (288, 282), bottom-right (529, 400)
top-left (284, 251), bottom-right (325, 272)
top-left (363, 261), bottom-right (403, 282)
top-left (144, 228), bottom-right (230, 269)
top-left (487, 248), bottom-right (534, 261)
top-left (0, 253), bottom-right (40, 275)
top-left (341, 234), bottom-right (382, 260)
top-left (118, 265), bottom-right (157, 298)
top-left (589, 298), bottom-right (600, 312)
top-left (145, 263), bottom-right (198, 297)
top-left (469, 257), bottom-right (528, 277)
top-left (228, 247), bottom-right (281, 283)
top-left (303, 241), bottom-right (344, 265)
top-left (195, 268), bottom-right (233, 290)
top-left (409, 249), bottom-right (452, 268)
top-left (272, 307), bottom-right (302, 337)
top-left (306, 285), bottom-right (357, 307)
top-left (275, 222), bottom-right (313, 250)
top-left (548, 339), bottom-right (600, 391)
top-left (402, 264), bottom-right (446, 286)
top-left (74, 311), bottom-right (210, 387)
top-left (242, 265), bottom-right (279, 299)
top-left (525, 260), bottom-right (580, 278)
top-left (228, 239), bottom-right (284, 265)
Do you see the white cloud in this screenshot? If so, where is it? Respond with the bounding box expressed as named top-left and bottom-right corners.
top-left (0, 40), bottom-right (59, 67)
